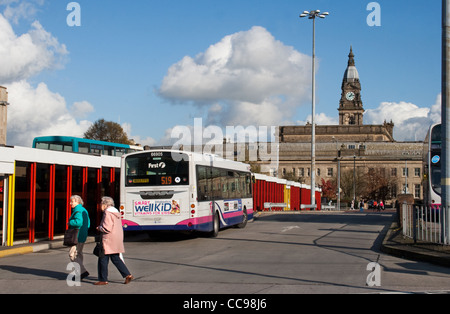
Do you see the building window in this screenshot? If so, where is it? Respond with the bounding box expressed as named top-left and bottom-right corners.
top-left (299, 168), bottom-right (305, 177)
top-left (391, 168), bottom-right (397, 177)
top-left (390, 185), bottom-right (397, 199)
top-left (327, 168), bottom-right (333, 177)
top-left (414, 184), bottom-right (421, 198)
top-left (402, 183), bottom-right (409, 194)
top-left (402, 168), bottom-right (409, 177)
top-left (414, 168), bottom-right (420, 177)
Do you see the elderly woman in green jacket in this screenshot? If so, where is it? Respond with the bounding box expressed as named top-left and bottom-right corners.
top-left (68, 195), bottom-right (90, 280)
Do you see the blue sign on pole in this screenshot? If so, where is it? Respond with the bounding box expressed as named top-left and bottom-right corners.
top-left (432, 155), bottom-right (441, 164)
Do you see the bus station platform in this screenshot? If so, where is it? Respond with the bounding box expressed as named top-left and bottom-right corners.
top-left (0, 236), bottom-right (96, 259)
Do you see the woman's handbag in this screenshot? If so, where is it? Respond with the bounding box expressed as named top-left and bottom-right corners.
top-left (93, 234), bottom-right (104, 257)
top-left (93, 241), bottom-right (104, 257)
top-left (63, 228), bottom-right (79, 247)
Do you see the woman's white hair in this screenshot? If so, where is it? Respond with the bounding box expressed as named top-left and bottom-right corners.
top-left (101, 196), bottom-right (115, 207)
top-left (70, 195), bottom-right (84, 206)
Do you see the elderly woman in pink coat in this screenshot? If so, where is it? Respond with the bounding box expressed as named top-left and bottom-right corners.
top-left (94, 196), bottom-right (134, 285)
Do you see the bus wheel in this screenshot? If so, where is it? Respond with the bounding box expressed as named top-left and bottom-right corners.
top-left (209, 212), bottom-right (220, 238)
top-left (237, 208), bottom-right (248, 229)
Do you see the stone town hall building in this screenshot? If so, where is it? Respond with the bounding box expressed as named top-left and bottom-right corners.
top-left (276, 47), bottom-right (423, 205)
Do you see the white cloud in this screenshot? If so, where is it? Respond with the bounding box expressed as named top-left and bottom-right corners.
top-left (2, 0), bottom-right (44, 24)
top-left (297, 113), bottom-right (339, 126)
top-left (6, 80), bottom-right (92, 146)
top-left (121, 122), bottom-right (157, 147)
top-left (365, 95), bottom-right (441, 141)
top-left (291, 95), bottom-right (441, 142)
top-left (0, 8), bottom-right (157, 148)
top-left (159, 26), bottom-right (312, 127)
top-left (365, 101), bottom-right (428, 125)
top-left (429, 94), bottom-right (442, 124)
top-left (0, 10), bottom-right (91, 147)
top-left (70, 101), bottom-right (94, 119)
top-left (0, 13), bottom-right (68, 84)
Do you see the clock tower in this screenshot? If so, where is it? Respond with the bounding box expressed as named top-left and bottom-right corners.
top-left (339, 47), bottom-right (364, 125)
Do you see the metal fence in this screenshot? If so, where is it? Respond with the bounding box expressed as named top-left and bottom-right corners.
top-left (402, 204), bottom-right (448, 245)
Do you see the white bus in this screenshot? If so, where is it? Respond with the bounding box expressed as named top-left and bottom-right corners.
top-left (423, 123), bottom-right (441, 208)
top-left (119, 150), bottom-right (253, 237)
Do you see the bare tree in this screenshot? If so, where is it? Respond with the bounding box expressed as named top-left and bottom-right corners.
top-left (364, 167), bottom-right (398, 201)
top-left (84, 119), bottom-right (133, 144)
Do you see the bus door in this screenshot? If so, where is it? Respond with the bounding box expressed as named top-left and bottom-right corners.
top-left (207, 166), bottom-right (222, 235)
top-left (196, 165), bottom-right (221, 230)
top-left (208, 167), bottom-right (216, 216)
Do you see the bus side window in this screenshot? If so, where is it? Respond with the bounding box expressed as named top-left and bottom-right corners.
top-left (63, 143), bottom-right (73, 152)
top-left (78, 143), bottom-right (90, 154)
top-left (104, 145), bottom-right (114, 156)
top-left (91, 144), bottom-right (103, 155)
top-left (196, 166), bottom-right (208, 201)
top-left (36, 142), bottom-right (49, 150)
top-left (49, 143), bottom-right (64, 151)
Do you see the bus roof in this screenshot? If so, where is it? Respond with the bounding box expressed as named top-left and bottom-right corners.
top-left (124, 149), bottom-right (252, 173)
top-left (33, 136), bottom-right (133, 148)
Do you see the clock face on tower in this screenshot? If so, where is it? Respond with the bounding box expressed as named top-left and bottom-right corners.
top-left (346, 92), bottom-right (355, 101)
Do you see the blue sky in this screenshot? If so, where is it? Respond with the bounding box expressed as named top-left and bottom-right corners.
top-left (0, 0), bottom-right (442, 146)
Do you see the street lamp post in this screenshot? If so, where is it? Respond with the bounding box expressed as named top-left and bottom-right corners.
top-left (442, 0), bottom-right (450, 243)
top-left (353, 155), bottom-right (356, 203)
top-left (332, 136), bottom-right (341, 211)
top-left (300, 10), bottom-right (329, 209)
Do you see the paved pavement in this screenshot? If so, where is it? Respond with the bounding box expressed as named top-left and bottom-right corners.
top-left (2, 210), bottom-right (450, 270)
top-left (0, 235), bottom-right (96, 258)
top-left (381, 220), bottom-right (450, 268)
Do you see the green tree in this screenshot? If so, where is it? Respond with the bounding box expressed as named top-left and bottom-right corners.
top-left (84, 119), bottom-right (133, 144)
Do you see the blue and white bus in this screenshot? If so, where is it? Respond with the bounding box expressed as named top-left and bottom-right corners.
top-left (33, 136), bottom-right (143, 157)
top-left (424, 124), bottom-right (441, 208)
top-left (119, 150), bottom-right (253, 237)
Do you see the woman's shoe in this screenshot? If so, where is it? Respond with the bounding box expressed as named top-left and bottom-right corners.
top-left (94, 281), bottom-right (108, 285)
top-left (80, 271), bottom-right (89, 280)
top-left (124, 275), bottom-right (134, 284)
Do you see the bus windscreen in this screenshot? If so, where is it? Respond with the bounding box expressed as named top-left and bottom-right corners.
top-left (125, 152), bottom-right (189, 186)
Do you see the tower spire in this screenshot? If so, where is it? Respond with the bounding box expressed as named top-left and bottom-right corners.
top-left (348, 46), bottom-right (355, 67)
